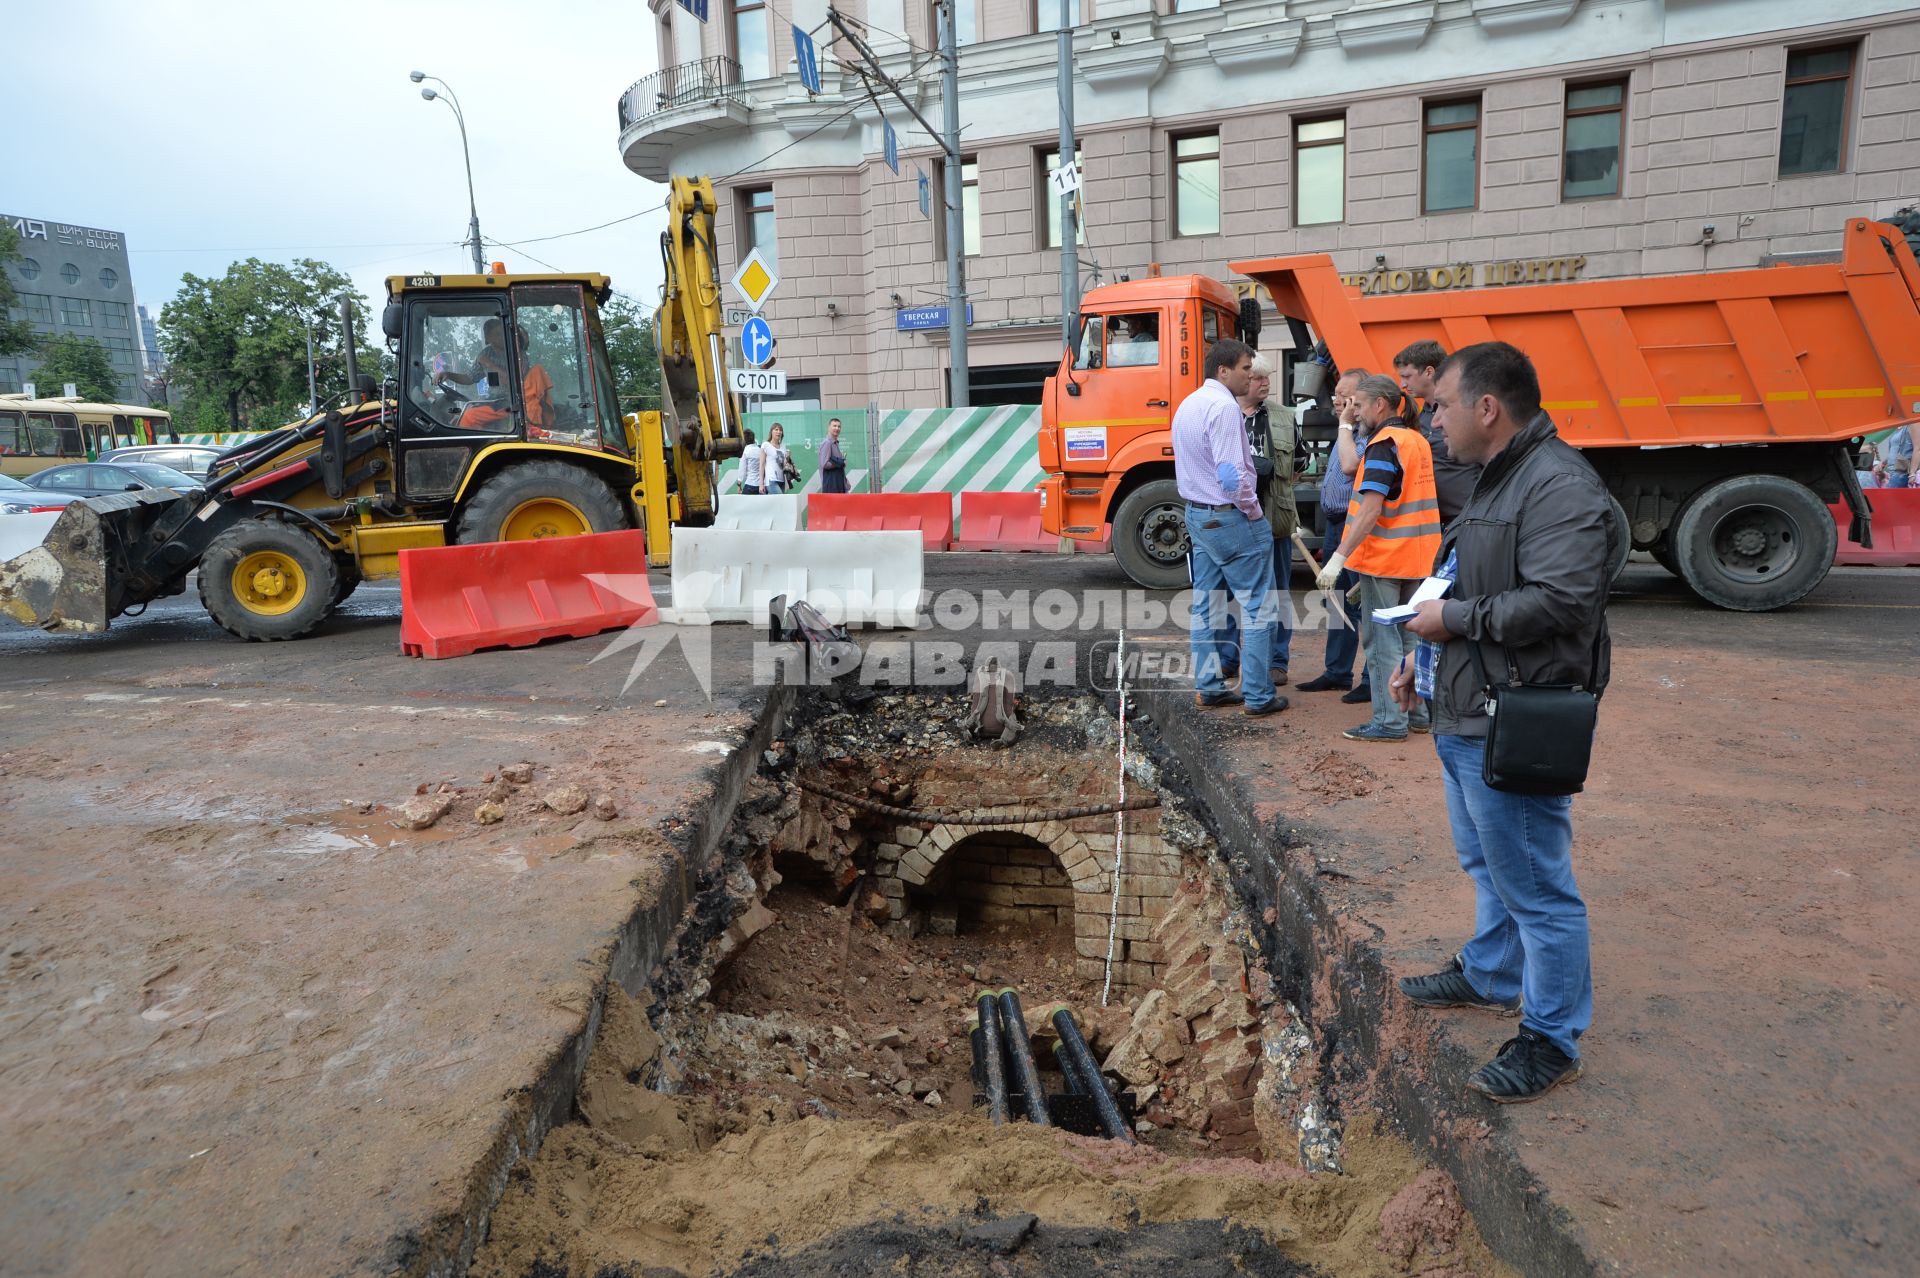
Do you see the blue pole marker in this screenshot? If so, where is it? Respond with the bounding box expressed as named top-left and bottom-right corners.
top-left (884, 118), bottom-right (900, 174)
top-left (917, 167), bottom-right (930, 218)
top-left (742, 315), bottom-right (776, 368)
top-left (793, 26), bottom-right (822, 94)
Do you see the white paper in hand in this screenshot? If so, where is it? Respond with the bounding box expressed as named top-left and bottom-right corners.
top-left (1371, 575), bottom-right (1452, 625)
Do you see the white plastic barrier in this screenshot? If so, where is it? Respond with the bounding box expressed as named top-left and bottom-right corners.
top-left (712, 493), bottom-right (805, 533)
top-left (0, 512), bottom-right (61, 564)
top-left (666, 528), bottom-right (923, 627)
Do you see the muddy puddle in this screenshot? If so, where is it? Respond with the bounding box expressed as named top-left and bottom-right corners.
top-left (470, 691), bottom-right (1510, 1278)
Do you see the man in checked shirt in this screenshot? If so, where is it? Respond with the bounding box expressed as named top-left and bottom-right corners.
top-left (1172, 338), bottom-right (1288, 718)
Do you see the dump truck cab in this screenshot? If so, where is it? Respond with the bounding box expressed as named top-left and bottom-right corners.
top-left (1037, 273), bottom-right (1250, 587)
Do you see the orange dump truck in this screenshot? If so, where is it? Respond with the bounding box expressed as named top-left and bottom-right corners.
top-left (1038, 216), bottom-right (1920, 611)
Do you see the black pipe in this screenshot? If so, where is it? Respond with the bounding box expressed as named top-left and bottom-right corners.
top-left (996, 990), bottom-right (1051, 1128)
top-left (1050, 1037), bottom-right (1088, 1096)
top-left (975, 992), bottom-right (1010, 1125)
top-left (1052, 1006), bottom-right (1134, 1144)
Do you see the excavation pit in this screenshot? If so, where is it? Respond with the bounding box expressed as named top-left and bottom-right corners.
top-left (470, 690), bottom-right (1510, 1278)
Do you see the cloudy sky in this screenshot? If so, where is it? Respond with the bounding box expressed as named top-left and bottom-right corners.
top-left (3, 1), bottom-right (673, 323)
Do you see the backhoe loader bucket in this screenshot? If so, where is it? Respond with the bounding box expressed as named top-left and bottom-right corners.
top-left (0, 489), bottom-right (191, 633)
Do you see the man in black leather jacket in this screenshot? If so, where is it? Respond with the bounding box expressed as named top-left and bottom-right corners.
top-left (1389, 340), bottom-right (1614, 1105)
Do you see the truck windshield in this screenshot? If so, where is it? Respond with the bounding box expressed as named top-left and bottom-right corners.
top-left (1075, 312), bottom-right (1160, 369)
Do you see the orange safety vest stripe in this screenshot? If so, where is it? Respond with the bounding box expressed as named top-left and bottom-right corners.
top-left (1346, 424), bottom-right (1443, 578)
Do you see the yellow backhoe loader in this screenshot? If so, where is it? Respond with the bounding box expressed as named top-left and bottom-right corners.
top-left (1, 176), bottom-right (742, 641)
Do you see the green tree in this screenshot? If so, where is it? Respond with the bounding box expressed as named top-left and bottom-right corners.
top-left (159, 258), bottom-right (381, 431)
top-left (31, 333), bottom-right (119, 402)
top-left (601, 292), bottom-right (662, 414)
top-left (0, 223), bottom-right (41, 358)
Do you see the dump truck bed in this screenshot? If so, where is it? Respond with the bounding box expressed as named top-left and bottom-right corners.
top-left (1233, 217), bottom-right (1920, 448)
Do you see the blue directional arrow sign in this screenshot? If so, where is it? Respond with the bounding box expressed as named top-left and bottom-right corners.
top-left (917, 166), bottom-right (930, 218)
top-left (883, 118), bottom-right (900, 174)
top-left (793, 25), bottom-right (822, 94)
top-left (741, 315), bottom-right (776, 369)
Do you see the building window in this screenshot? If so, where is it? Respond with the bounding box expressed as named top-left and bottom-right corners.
top-left (1039, 146), bottom-right (1086, 248)
top-left (1173, 132), bottom-right (1221, 238)
top-left (59, 263), bottom-right (81, 285)
top-left (98, 267), bottom-right (120, 290)
top-left (1172, 0), bottom-right (1220, 10)
top-left (58, 296), bottom-right (93, 327)
top-left (18, 293), bottom-right (52, 326)
top-left (1422, 98), bottom-right (1480, 213)
top-left (740, 186), bottom-right (777, 268)
top-left (1294, 116), bottom-right (1345, 226)
top-left (732, 0), bottom-right (770, 80)
top-left (18, 257), bottom-right (39, 281)
top-left (101, 301), bottom-right (130, 330)
top-left (1035, 0), bottom-right (1072, 33)
top-left (100, 336), bottom-right (136, 368)
top-left (1562, 80), bottom-right (1626, 199)
top-left (1780, 45), bottom-right (1853, 176)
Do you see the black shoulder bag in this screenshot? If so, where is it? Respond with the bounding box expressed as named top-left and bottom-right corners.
top-left (1467, 633), bottom-right (1600, 797)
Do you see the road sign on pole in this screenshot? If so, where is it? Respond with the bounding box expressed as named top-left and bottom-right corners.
top-left (741, 316), bottom-right (776, 369)
top-left (916, 167), bottom-right (930, 218)
top-left (63, 383), bottom-right (77, 398)
top-left (729, 247), bottom-right (779, 313)
top-left (883, 118), bottom-right (900, 174)
top-left (1048, 157), bottom-right (1081, 197)
top-left (729, 367), bottom-right (788, 396)
top-left (793, 26), bottom-right (823, 94)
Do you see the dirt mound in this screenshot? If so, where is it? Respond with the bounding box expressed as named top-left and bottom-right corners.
top-left (473, 1111), bottom-right (1497, 1278)
top-left (1298, 750), bottom-right (1376, 801)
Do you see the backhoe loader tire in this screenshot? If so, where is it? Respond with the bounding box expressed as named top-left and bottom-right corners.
top-left (198, 520), bottom-right (340, 642)
top-left (332, 558), bottom-right (362, 607)
top-left (455, 462), bottom-right (630, 545)
top-left (1112, 478), bottom-right (1193, 591)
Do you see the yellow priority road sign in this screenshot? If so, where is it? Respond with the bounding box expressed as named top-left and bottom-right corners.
top-left (730, 248), bottom-right (779, 314)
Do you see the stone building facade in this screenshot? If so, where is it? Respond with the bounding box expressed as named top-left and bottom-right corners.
top-left (621, 0), bottom-right (1920, 408)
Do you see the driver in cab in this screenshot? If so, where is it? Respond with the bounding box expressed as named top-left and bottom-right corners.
top-left (435, 320), bottom-right (554, 432)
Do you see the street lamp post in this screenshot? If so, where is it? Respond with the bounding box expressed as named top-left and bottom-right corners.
top-left (409, 70), bottom-right (486, 274)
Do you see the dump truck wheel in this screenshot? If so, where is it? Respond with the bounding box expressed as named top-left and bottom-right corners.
top-left (1672, 474), bottom-right (1836, 611)
top-left (198, 520), bottom-right (340, 641)
top-left (456, 462), bottom-right (629, 544)
top-left (1112, 478), bottom-right (1191, 590)
top-left (1605, 494), bottom-right (1631, 584)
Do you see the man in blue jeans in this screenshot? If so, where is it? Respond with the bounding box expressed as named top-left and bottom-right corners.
top-left (1297, 368), bottom-right (1366, 694)
top-left (1391, 341), bottom-right (1613, 1104)
top-left (1172, 338), bottom-right (1286, 718)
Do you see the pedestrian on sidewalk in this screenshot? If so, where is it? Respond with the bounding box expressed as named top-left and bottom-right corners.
top-left (763, 422), bottom-right (796, 494)
top-left (1390, 340), bottom-right (1613, 1105)
top-left (818, 418), bottom-right (850, 493)
top-left (739, 429), bottom-right (764, 495)
top-left (1395, 339), bottom-right (1481, 525)
top-left (1173, 338), bottom-right (1286, 717)
top-left (1881, 423), bottom-right (1915, 488)
top-left (1297, 368), bottom-right (1368, 695)
top-left (1315, 374), bottom-right (1440, 742)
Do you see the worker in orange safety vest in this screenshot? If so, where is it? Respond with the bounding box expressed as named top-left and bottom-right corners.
top-left (1315, 372), bottom-right (1443, 742)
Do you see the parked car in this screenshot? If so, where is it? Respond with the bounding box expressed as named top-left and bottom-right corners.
top-left (0, 473), bottom-right (79, 514)
top-left (25, 462), bottom-right (202, 498)
top-left (96, 444), bottom-right (227, 481)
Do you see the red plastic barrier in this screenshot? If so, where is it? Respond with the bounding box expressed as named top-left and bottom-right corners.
top-left (953, 491), bottom-right (1060, 552)
top-left (1828, 488), bottom-right (1920, 566)
top-left (398, 529), bottom-right (658, 659)
top-left (806, 492), bottom-right (953, 551)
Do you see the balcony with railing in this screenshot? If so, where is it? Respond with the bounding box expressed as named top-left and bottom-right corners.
top-left (618, 56), bottom-right (755, 181)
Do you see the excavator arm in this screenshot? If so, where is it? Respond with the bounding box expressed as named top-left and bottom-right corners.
top-left (655, 175), bottom-right (745, 523)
